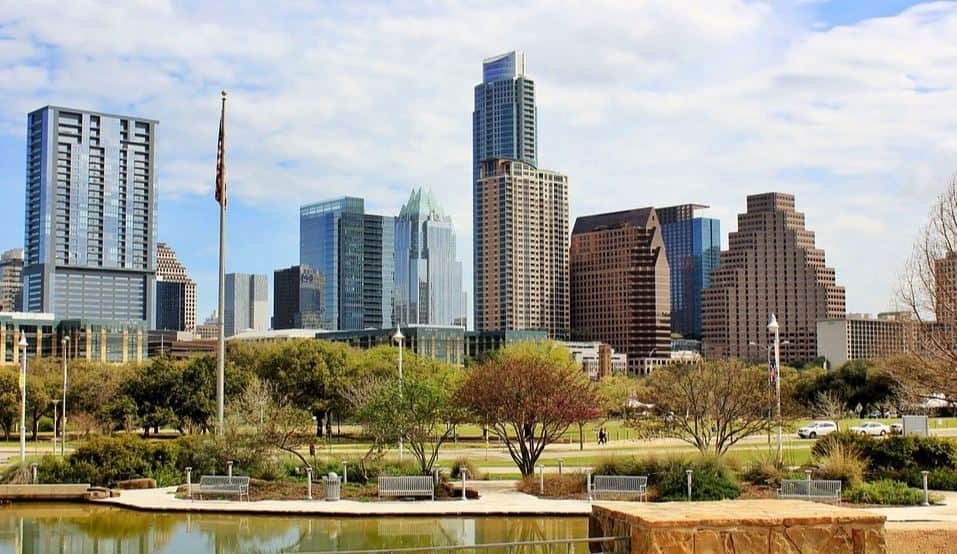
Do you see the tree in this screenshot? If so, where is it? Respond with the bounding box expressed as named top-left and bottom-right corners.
top-left (812, 391), bottom-right (847, 424)
top-left (628, 359), bottom-right (772, 456)
top-left (228, 377), bottom-right (316, 468)
top-left (455, 341), bottom-right (601, 477)
top-left (896, 175), bottom-right (957, 398)
top-left (350, 355), bottom-right (464, 474)
top-left (793, 361), bottom-right (900, 414)
top-left (0, 368), bottom-right (18, 441)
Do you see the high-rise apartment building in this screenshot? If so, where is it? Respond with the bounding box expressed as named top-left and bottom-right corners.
top-left (395, 188), bottom-right (467, 327)
top-left (224, 273), bottom-right (268, 337)
top-left (934, 251), bottom-right (957, 322)
top-left (0, 249), bottom-right (24, 312)
top-left (473, 51), bottom-right (537, 181)
top-left (817, 312), bottom-right (916, 367)
top-left (474, 159), bottom-right (569, 338)
top-left (657, 204), bottom-right (721, 339)
top-left (299, 197), bottom-right (394, 331)
top-left (22, 106), bottom-right (157, 325)
top-left (154, 242), bottom-right (196, 332)
top-left (570, 208), bottom-right (671, 375)
top-left (702, 193), bottom-right (846, 364)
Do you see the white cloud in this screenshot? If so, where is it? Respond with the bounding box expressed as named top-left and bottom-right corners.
top-left (1, 1), bottom-right (956, 318)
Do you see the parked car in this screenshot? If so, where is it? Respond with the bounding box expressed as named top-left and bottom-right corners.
top-left (850, 422), bottom-right (890, 436)
top-left (797, 421), bottom-right (838, 439)
top-left (890, 423), bottom-right (903, 434)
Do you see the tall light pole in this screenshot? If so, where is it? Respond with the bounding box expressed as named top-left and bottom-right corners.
top-left (767, 314), bottom-right (783, 465)
top-left (61, 336), bottom-right (69, 457)
top-left (18, 334), bottom-right (27, 464)
top-left (392, 325), bottom-right (404, 462)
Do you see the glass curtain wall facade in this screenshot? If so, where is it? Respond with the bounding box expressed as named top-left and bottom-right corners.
top-left (395, 188), bottom-right (467, 327)
top-left (472, 51), bottom-right (537, 181)
top-left (299, 197), bottom-right (394, 331)
top-left (658, 204), bottom-right (720, 339)
top-left (22, 106), bottom-right (157, 326)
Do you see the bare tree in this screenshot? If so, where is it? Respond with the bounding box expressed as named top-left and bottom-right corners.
top-left (896, 174), bottom-right (957, 399)
top-left (812, 391), bottom-right (847, 426)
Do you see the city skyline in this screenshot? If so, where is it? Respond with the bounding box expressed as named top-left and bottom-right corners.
top-left (1, 3), bottom-right (955, 324)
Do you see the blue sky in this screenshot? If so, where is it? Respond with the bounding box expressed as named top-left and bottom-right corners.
top-left (1, 0), bottom-right (955, 324)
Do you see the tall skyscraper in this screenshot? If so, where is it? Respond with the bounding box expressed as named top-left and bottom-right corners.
top-left (299, 197), bottom-right (395, 331)
top-left (273, 265), bottom-right (323, 330)
top-left (0, 249), bottom-right (24, 312)
top-left (473, 51), bottom-right (537, 181)
top-left (570, 208), bottom-right (671, 375)
top-left (154, 242), bottom-right (196, 332)
top-left (395, 188), bottom-right (467, 327)
top-left (22, 106), bottom-right (157, 324)
top-left (224, 273), bottom-right (268, 337)
top-left (474, 159), bottom-right (569, 338)
top-left (657, 204), bottom-right (721, 339)
top-left (702, 193), bottom-right (846, 364)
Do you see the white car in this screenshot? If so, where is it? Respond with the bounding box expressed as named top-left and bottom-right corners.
top-left (850, 422), bottom-right (889, 436)
top-left (890, 423), bottom-right (903, 434)
top-left (797, 421), bottom-right (838, 439)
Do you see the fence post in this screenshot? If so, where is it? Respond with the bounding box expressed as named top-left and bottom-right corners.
top-left (686, 469), bottom-right (693, 502)
top-left (460, 467), bottom-right (468, 501)
top-left (306, 466), bottom-right (313, 500)
top-left (227, 460), bottom-right (233, 479)
top-left (538, 465), bottom-right (544, 495)
top-left (922, 470), bottom-right (930, 507)
top-left (805, 469), bottom-right (812, 500)
top-left (342, 461), bottom-right (349, 484)
top-left (186, 467), bottom-right (192, 499)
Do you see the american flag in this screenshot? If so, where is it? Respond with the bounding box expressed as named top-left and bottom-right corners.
top-left (215, 92), bottom-right (227, 208)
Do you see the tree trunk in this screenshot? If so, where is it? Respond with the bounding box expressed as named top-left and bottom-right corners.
top-left (578, 422), bottom-right (584, 451)
top-left (315, 411), bottom-right (325, 438)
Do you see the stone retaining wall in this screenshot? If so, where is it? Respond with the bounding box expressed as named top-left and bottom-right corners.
top-left (590, 499), bottom-right (886, 553)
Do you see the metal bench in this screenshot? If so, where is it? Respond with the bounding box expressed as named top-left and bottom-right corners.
top-left (590, 475), bottom-right (648, 501)
top-left (196, 475), bottom-right (250, 502)
top-left (378, 475), bottom-right (435, 500)
top-left (779, 479), bottom-right (841, 503)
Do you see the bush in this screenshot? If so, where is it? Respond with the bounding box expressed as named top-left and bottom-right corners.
top-left (741, 451), bottom-right (788, 488)
top-left (866, 436), bottom-right (957, 473)
top-left (35, 435), bottom-right (182, 487)
top-left (656, 456), bottom-right (741, 502)
top-left (814, 442), bottom-right (866, 488)
top-left (449, 457), bottom-right (484, 480)
top-left (843, 480), bottom-right (926, 505)
top-left (517, 474), bottom-right (586, 497)
top-left (811, 431), bottom-right (874, 459)
top-left (889, 467), bottom-right (957, 491)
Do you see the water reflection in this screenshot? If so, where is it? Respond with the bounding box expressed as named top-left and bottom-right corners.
top-left (0, 504), bottom-right (587, 554)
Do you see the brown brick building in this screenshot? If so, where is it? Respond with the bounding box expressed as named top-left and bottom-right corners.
top-left (702, 193), bottom-right (845, 364)
top-left (570, 208), bottom-right (671, 375)
top-left (473, 159), bottom-right (569, 338)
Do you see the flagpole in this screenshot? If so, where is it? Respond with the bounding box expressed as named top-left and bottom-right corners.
top-left (216, 90), bottom-right (228, 436)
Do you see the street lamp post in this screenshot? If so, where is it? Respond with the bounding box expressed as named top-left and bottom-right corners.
top-left (392, 325), bottom-right (405, 462)
top-left (767, 314), bottom-right (783, 465)
top-left (61, 336), bottom-right (69, 457)
top-left (18, 334), bottom-right (27, 464)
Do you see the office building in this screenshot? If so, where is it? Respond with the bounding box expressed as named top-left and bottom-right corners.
top-left (273, 264), bottom-right (324, 330)
top-left (320, 325), bottom-right (467, 365)
top-left (702, 193), bottom-right (846, 364)
top-left (473, 51), bottom-right (536, 181)
top-left (1, 312), bottom-right (145, 365)
top-left (0, 249), bottom-right (23, 312)
top-left (299, 197), bottom-right (394, 331)
top-left (657, 204), bottom-right (720, 339)
top-left (817, 312), bottom-right (916, 367)
top-left (570, 208), bottom-right (672, 375)
top-left (154, 242), bottom-right (196, 332)
top-left (224, 273), bottom-right (268, 337)
top-left (22, 106), bottom-right (157, 325)
top-left (395, 188), bottom-right (467, 327)
top-left (935, 251), bottom-right (957, 322)
top-left (474, 159), bottom-right (569, 338)
top-left (560, 341), bottom-right (628, 380)
top-left (196, 311), bottom-right (219, 340)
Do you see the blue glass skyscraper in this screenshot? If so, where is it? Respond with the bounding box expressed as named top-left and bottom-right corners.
top-left (299, 197), bottom-right (394, 330)
top-left (395, 188), bottom-right (467, 327)
top-left (472, 51), bottom-right (537, 181)
top-left (22, 106), bottom-right (157, 325)
top-left (658, 204), bottom-right (721, 339)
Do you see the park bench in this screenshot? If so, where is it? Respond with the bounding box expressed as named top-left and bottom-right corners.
top-left (779, 479), bottom-right (841, 503)
top-left (378, 475), bottom-right (435, 500)
top-left (590, 475), bottom-right (648, 501)
top-left (196, 475), bottom-right (250, 502)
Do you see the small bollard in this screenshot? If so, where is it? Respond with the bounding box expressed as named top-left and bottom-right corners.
top-left (342, 461), bottom-right (349, 484)
top-left (30, 463), bottom-right (37, 484)
top-left (306, 466), bottom-right (313, 500)
top-left (686, 469), bottom-right (693, 502)
top-left (227, 460), bottom-right (234, 479)
top-left (587, 470), bottom-right (593, 501)
top-left (805, 469), bottom-right (813, 500)
top-left (557, 458), bottom-right (564, 476)
top-left (538, 465), bottom-right (544, 495)
top-left (922, 470), bottom-right (930, 507)
top-left (186, 467), bottom-right (193, 499)
top-left (460, 466), bottom-right (468, 501)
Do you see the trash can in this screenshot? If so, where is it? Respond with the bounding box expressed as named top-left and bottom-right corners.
top-left (322, 472), bottom-right (341, 501)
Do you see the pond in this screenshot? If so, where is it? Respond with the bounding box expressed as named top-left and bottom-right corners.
top-left (0, 504), bottom-right (587, 554)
